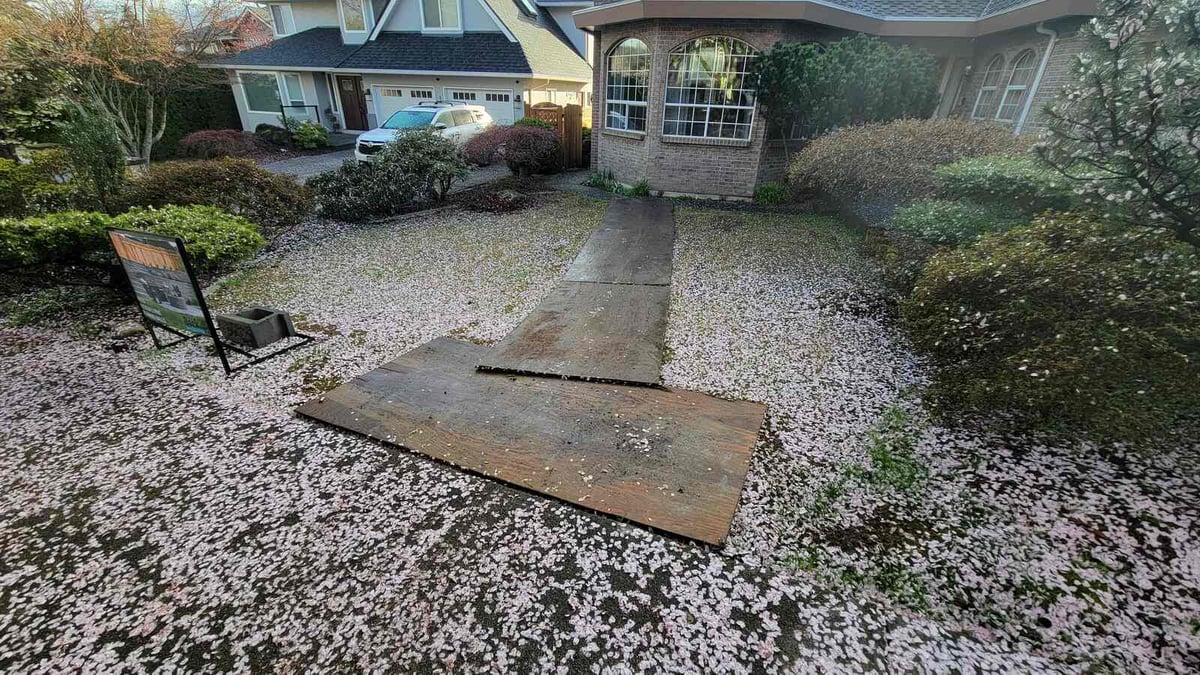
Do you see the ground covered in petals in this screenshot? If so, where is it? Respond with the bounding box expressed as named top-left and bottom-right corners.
top-left (0, 195), bottom-right (1195, 672)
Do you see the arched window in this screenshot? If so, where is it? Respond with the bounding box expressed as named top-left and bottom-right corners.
top-left (995, 50), bottom-right (1038, 122)
top-left (605, 38), bottom-right (651, 132)
top-left (663, 36), bottom-right (758, 141)
top-left (970, 55), bottom-right (1005, 120)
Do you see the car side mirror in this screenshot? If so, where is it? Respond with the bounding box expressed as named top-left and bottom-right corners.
top-left (432, 122), bottom-right (447, 130)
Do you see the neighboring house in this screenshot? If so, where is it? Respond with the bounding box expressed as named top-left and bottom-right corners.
top-left (207, 0), bottom-right (593, 133)
top-left (575, 0), bottom-right (1100, 199)
top-left (184, 6), bottom-right (275, 54)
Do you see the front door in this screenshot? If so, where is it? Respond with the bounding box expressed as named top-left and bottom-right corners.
top-left (337, 76), bottom-right (369, 130)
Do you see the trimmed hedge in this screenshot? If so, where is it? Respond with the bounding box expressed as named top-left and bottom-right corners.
top-left (514, 117), bottom-right (556, 131)
top-left (463, 127), bottom-right (505, 166)
top-left (935, 155), bottom-right (1079, 214)
top-left (116, 158), bottom-right (311, 230)
top-left (902, 212), bottom-right (1200, 443)
top-left (891, 199), bottom-right (1027, 247)
top-left (0, 150), bottom-right (89, 218)
top-left (502, 126), bottom-right (561, 175)
top-left (788, 119), bottom-right (1031, 207)
top-left (310, 159), bottom-right (422, 222)
top-left (0, 205), bottom-right (263, 274)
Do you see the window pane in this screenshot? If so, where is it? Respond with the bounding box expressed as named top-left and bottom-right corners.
top-left (662, 36), bottom-right (757, 140)
top-left (605, 39), bottom-right (649, 131)
top-left (242, 73), bottom-right (281, 112)
top-left (342, 0), bottom-right (366, 31)
top-left (282, 73), bottom-right (304, 106)
top-left (440, 0), bottom-right (459, 28)
top-left (270, 6), bottom-right (287, 34)
top-left (424, 0), bottom-right (459, 28)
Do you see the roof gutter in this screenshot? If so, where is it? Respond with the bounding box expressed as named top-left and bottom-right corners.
top-left (1014, 21), bottom-right (1057, 134)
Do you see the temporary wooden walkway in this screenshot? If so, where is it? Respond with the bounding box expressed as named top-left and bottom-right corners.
top-left (478, 198), bottom-right (674, 385)
top-left (297, 198), bottom-right (765, 545)
top-left (297, 339), bottom-right (765, 545)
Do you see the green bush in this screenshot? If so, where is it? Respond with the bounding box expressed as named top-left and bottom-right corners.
top-left (862, 227), bottom-right (936, 296)
top-left (623, 179), bottom-right (650, 197)
top-left (59, 108), bottom-right (127, 212)
top-left (0, 211), bottom-right (110, 270)
top-left (514, 116), bottom-right (556, 131)
top-left (309, 159), bottom-right (422, 222)
top-left (254, 123), bottom-right (292, 147)
top-left (378, 128), bottom-right (468, 201)
top-left (112, 206), bottom-right (264, 273)
top-left (151, 66), bottom-right (241, 160)
top-left (903, 212), bottom-right (1200, 443)
top-left (891, 199), bottom-right (1026, 247)
top-left (292, 121), bottom-right (329, 150)
top-left (754, 183), bottom-right (787, 205)
top-left (0, 150), bottom-right (89, 217)
top-left (935, 155), bottom-right (1079, 214)
top-left (788, 119), bottom-right (1031, 206)
top-left (116, 158), bottom-right (311, 231)
top-left (502, 126), bottom-right (561, 176)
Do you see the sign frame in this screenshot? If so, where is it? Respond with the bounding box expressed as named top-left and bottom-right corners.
top-left (108, 227), bottom-right (313, 376)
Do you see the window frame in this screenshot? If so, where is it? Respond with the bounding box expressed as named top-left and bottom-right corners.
top-left (661, 35), bottom-right (759, 142)
top-left (421, 0), bottom-right (463, 33)
top-left (604, 37), bottom-right (651, 134)
top-left (238, 70), bottom-right (285, 114)
top-left (970, 54), bottom-right (1006, 120)
top-left (994, 49), bottom-right (1038, 123)
top-left (281, 73), bottom-right (306, 107)
top-left (269, 4), bottom-right (294, 37)
top-left (339, 0), bottom-right (370, 34)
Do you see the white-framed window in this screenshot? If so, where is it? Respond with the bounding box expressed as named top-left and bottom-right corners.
top-left (662, 36), bottom-right (758, 141)
top-left (970, 55), bottom-right (1005, 120)
top-left (449, 91), bottom-right (476, 101)
top-left (327, 74), bottom-right (339, 111)
top-left (422, 0), bottom-right (461, 32)
top-left (379, 87), bottom-right (404, 97)
top-left (269, 4), bottom-right (295, 37)
top-left (238, 71), bottom-right (306, 114)
top-left (239, 71), bottom-right (284, 113)
top-left (411, 89), bottom-right (434, 99)
top-left (995, 50), bottom-right (1038, 123)
top-left (605, 38), bottom-right (650, 133)
top-left (485, 92), bottom-right (510, 102)
top-left (340, 0), bottom-right (368, 32)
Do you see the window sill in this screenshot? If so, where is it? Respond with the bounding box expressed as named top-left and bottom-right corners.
top-left (601, 128), bottom-right (646, 141)
top-left (661, 135), bottom-right (752, 148)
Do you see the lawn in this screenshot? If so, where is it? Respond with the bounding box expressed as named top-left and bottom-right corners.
top-left (0, 194), bottom-right (1196, 672)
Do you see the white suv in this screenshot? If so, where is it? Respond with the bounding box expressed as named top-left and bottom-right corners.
top-left (355, 101), bottom-right (492, 162)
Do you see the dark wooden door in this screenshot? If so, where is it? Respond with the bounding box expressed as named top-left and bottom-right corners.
top-left (337, 76), bottom-right (368, 130)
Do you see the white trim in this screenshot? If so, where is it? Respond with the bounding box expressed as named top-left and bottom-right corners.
top-left (369, 0), bottom-right (397, 40)
top-left (339, 0), bottom-right (372, 34)
top-left (421, 0), bottom-right (465, 34)
top-left (660, 36), bottom-right (758, 143)
top-left (474, 0), bottom-right (519, 42)
top-left (280, 72), bottom-right (308, 107)
top-left (327, 73), bottom-right (340, 112)
top-left (970, 54), bottom-right (1005, 120)
top-left (994, 49), bottom-right (1037, 122)
top-left (268, 4), bottom-right (294, 37)
top-left (207, 63), bottom-right (585, 82)
top-left (237, 70), bottom-right (306, 114)
top-left (571, 0), bottom-right (977, 22)
top-left (1015, 22), bottom-right (1057, 133)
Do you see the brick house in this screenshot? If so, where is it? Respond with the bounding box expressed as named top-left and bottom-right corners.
top-left (574, 0), bottom-right (1099, 199)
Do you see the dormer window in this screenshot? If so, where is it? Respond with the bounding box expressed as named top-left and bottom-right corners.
top-left (269, 4), bottom-right (294, 37)
top-left (341, 0), bottom-right (367, 32)
top-left (422, 0), bottom-right (461, 32)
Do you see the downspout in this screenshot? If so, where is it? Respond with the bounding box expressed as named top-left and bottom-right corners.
top-left (1015, 22), bottom-right (1058, 134)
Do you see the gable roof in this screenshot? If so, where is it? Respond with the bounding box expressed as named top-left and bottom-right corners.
top-left (211, 27), bottom-right (361, 67)
top-left (210, 1), bottom-right (590, 81)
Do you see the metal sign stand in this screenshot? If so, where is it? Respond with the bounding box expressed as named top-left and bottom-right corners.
top-left (110, 228), bottom-right (315, 377)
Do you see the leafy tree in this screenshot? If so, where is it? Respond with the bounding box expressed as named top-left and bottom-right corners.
top-left (753, 35), bottom-right (941, 140)
top-left (1038, 0), bottom-right (1200, 248)
top-left (59, 107), bottom-right (126, 212)
top-left (0, 0), bottom-right (68, 159)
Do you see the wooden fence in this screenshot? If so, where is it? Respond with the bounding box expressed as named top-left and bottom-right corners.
top-left (523, 103), bottom-right (584, 168)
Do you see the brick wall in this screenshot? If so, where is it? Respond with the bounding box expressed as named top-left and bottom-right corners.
top-left (950, 17), bottom-right (1089, 134)
top-left (592, 19), bottom-right (841, 198)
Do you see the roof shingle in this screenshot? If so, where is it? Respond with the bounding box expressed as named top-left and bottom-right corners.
top-left (210, 27), bottom-right (361, 68)
top-left (339, 31), bottom-right (532, 73)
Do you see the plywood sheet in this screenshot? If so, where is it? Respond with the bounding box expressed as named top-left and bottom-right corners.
top-left (296, 338), bottom-right (765, 545)
top-left (563, 198), bottom-right (675, 286)
top-left (477, 282), bottom-right (669, 385)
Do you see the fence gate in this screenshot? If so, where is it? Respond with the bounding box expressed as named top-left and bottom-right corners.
top-left (524, 102), bottom-right (584, 168)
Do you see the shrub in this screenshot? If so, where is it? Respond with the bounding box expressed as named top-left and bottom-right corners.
top-left (116, 158), bottom-right (311, 231)
top-left (502, 126), bottom-right (561, 176)
top-left (292, 121), bottom-right (329, 150)
top-left (584, 170), bottom-right (620, 193)
top-left (788, 119), bottom-right (1031, 207)
top-left (0, 150), bottom-right (88, 217)
top-left (177, 130), bottom-right (263, 160)
top-left (59, 107), bottom-right (127, 212)
top-left (936, 155), bottom-right (1079, 214)
top-left (309, 159), bottom-right (423, 222)
top-left (623, 179), bottom-right (650, 197)
top-left (515, 116), bottom-right (556, 131)
top-left (754, 183), bottom-right (787, 205)
top-left (0, 211), bottom-right (110, 270)
top-left (862, 227), bottom-right (936, 296)
top-left (903, 212), bottom-right (1200, 442)
top-left (891, 199), bottom-right (1026, 247)
top-left (112, 206), bottom-right (264, 273)
top-left (255, 123), bottom-right (292, 147)
top-left (462, 127), bottom-right (505, 166)
top-left (376, 129), bottom-right (468, 201)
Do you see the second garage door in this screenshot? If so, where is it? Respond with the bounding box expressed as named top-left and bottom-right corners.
top-left (443, 88), bottom-right (516, 125)
top-left (374, 85), bottom-right (438, 124)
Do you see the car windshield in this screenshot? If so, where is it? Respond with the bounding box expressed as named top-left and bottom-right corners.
top-left (381, 110), bottom-right (436, 130)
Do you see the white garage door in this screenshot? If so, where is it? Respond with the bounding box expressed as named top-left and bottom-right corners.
top-left (443, 88), bottom-right (516, 125)
top-left (373, 85), bottom-right (438, 124)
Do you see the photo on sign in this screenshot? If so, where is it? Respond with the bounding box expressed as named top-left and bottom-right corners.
top-left (108, 230), bottom-right (209, 336)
